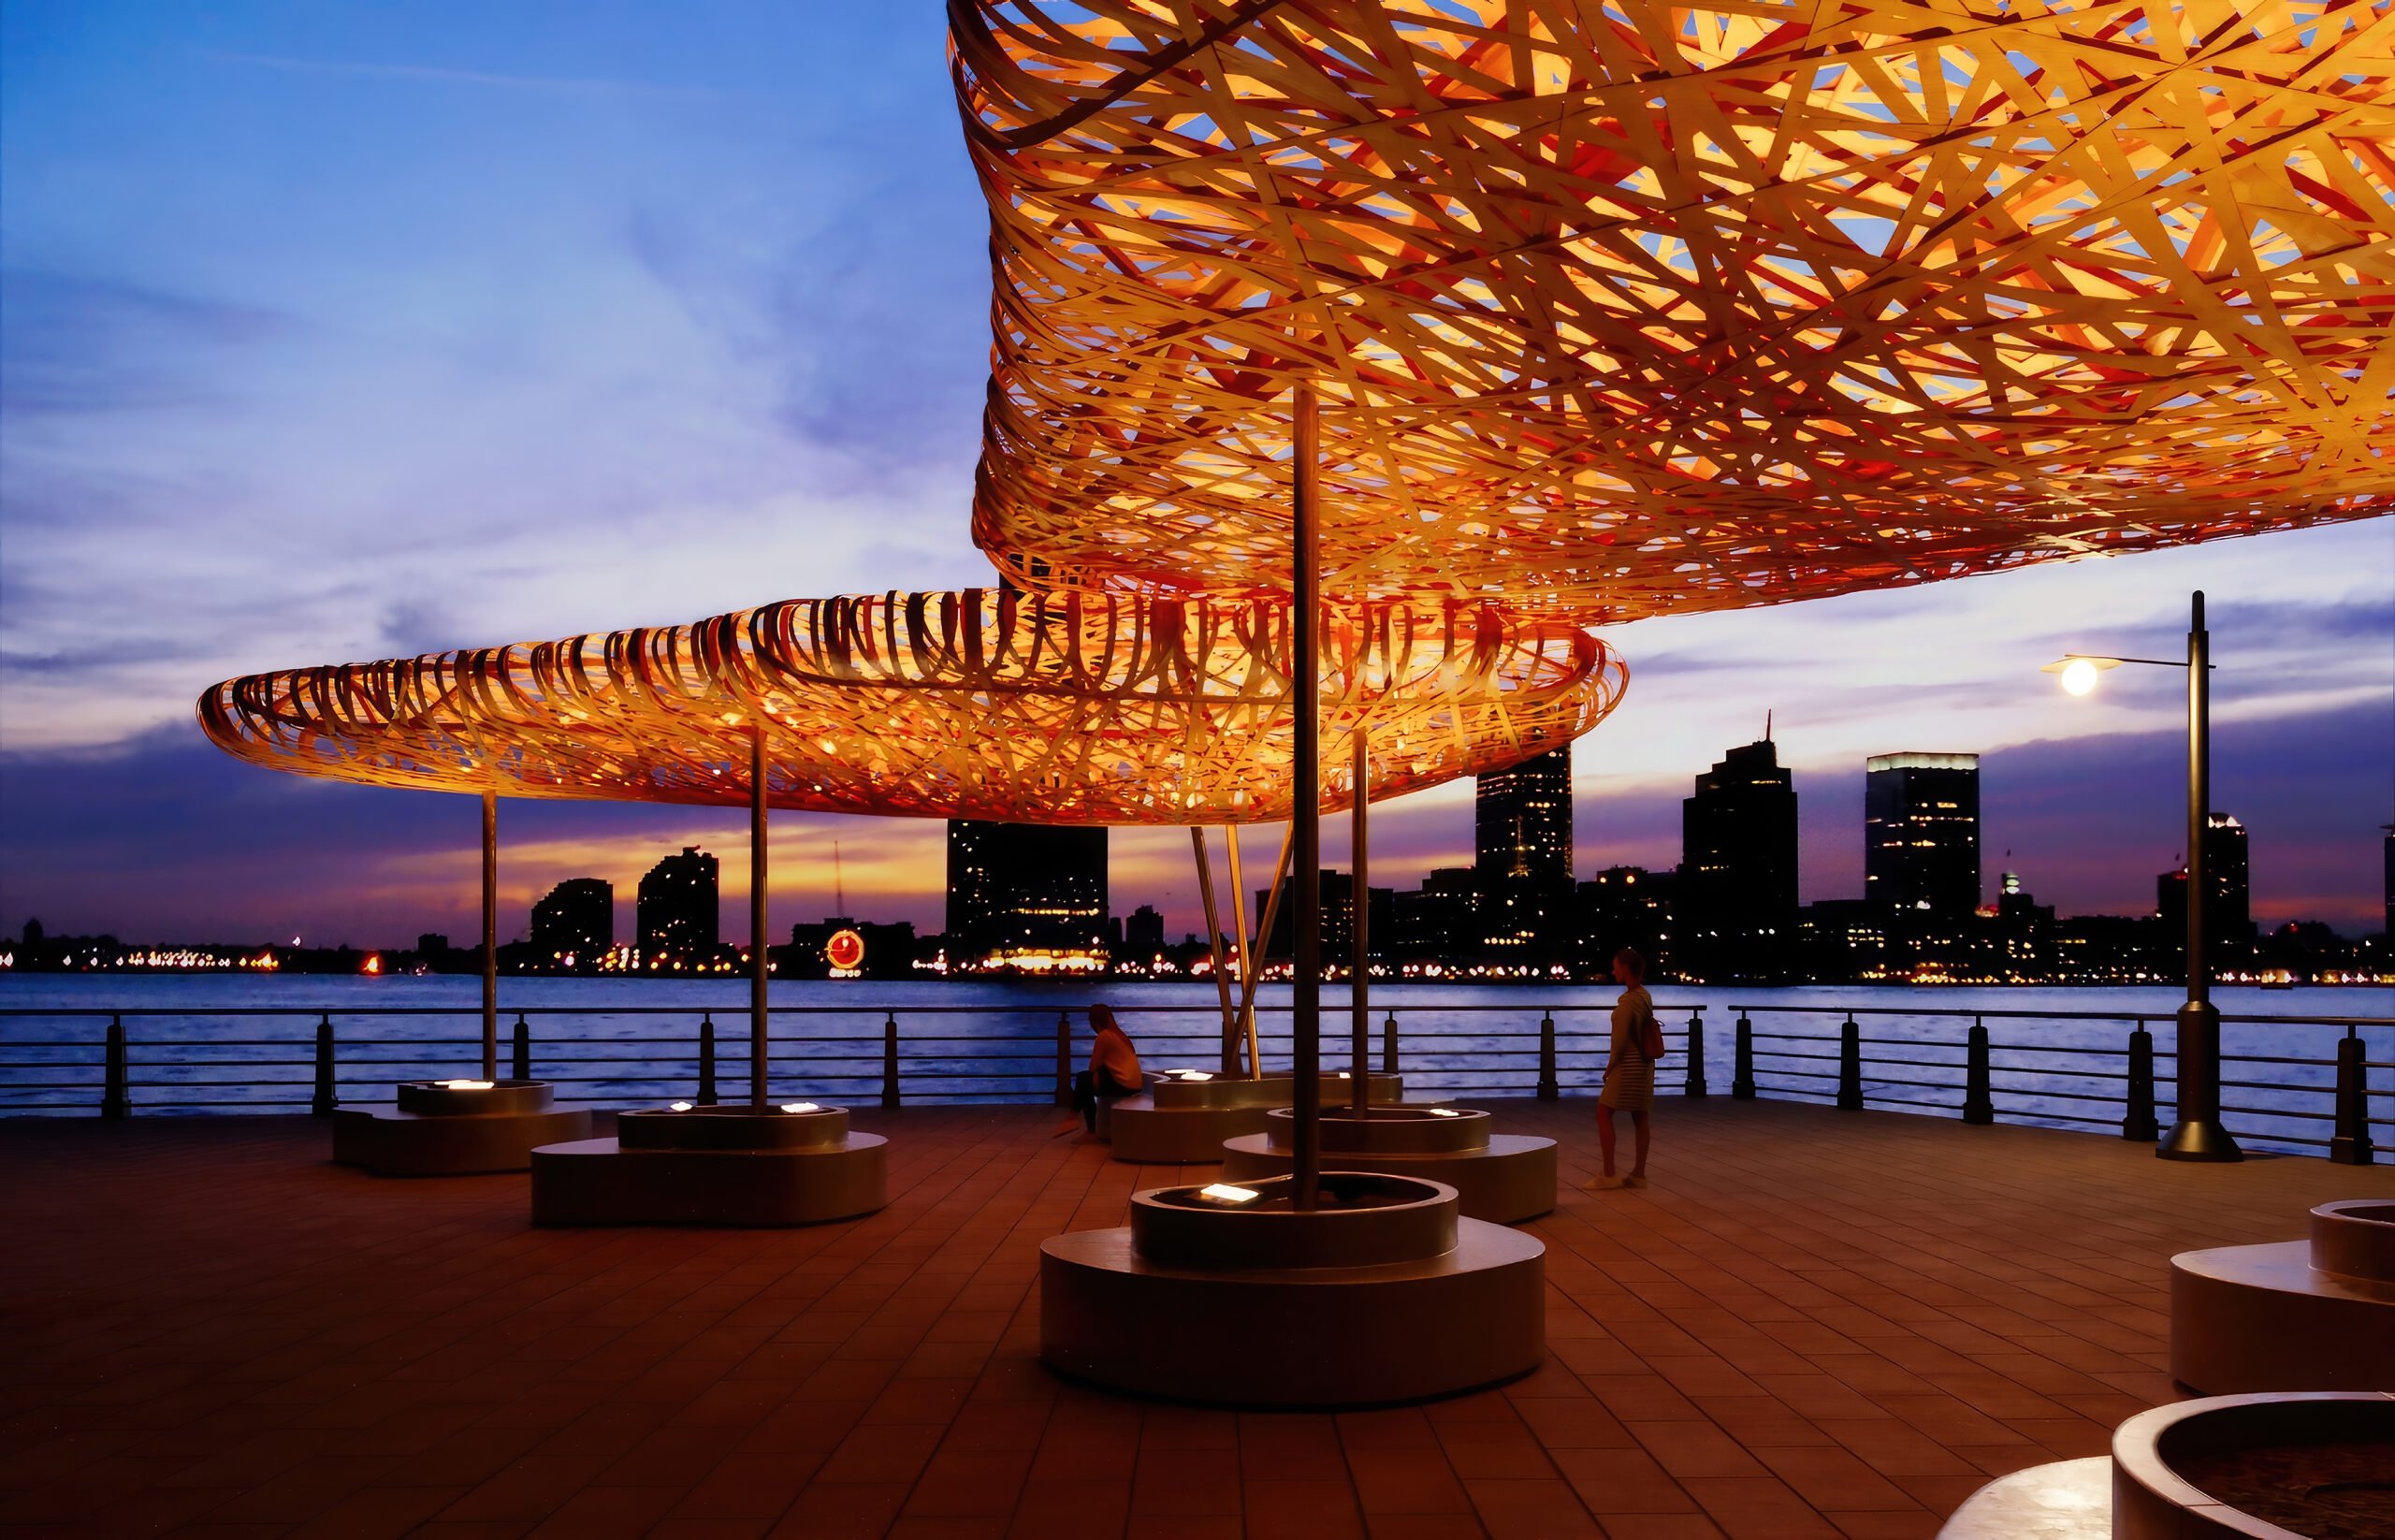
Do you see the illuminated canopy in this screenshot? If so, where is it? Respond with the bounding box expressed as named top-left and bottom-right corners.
top-left (201, 0), bottom-right (2393, 817)
top-left (955, 0), bottom-right (2395, 619)
top-left (200, 590), bottom-right (1620, 822)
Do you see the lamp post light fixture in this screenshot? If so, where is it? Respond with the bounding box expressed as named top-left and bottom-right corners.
top-left (2044, 589), bottom-right (2241, 1162)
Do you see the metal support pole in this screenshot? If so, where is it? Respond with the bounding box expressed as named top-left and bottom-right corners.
top-left (1683, 1009), bottom-right (1707, 1098)
top-left (481, 790), bottom-right (498, 1080)
top-left (750, 725), bottom-right (769, 1109)
top-left (1836, 1017), bottom-right (1864, 1111)
top-left (1233, 829), bottom-right (1295, 1078)
top-left (1226, 827), bottom-right (1256, 1075)
top-left (1382, 1010), bottom-right (1398, 1076)
top-left (1290, 381), bottom-right (1322, 1212)
top-left (2330, 1026), bottom-right (2374, 1166)
top-left (1962, 1017), bottom-right (1994, 1125)
top-left (311, 1015), bottom-right (337, 1116)
top-left (1193, 828), bottom-right (1237, 1075)
top-left (882, 1013), bottom-right (901, 1111)
top-left (698, 1015), bottom-right (718, 1105)
top-left (1054, 1010), bottom-right (1072, 1106)
top-left (1536, 1011), bottom-right (1560, 1100)
top-left (2162, 591), bottom-right (2239, 1161)
top-left (102, 1016), bottom-right (128, 1118)
top-left (2124, 1021), bottom-right (2159, 1141)
top-left (1351, 728), bottom-right (1370, 1119)
top-left (1733, 1013), bottom-right (1756, 1099)
top-left (511, 1014), bottom-right (530, 1082)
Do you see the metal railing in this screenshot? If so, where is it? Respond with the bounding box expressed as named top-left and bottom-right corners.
top-left (0, 1000), bottom-right (2384, 1164)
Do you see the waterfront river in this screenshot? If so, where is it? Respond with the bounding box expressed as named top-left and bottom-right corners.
top-left (1, 974), bottom-right (2386, 1157)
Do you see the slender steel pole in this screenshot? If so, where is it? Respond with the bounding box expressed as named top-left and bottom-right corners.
top-left (2162, 590), bottom-right (2240, 1160)
top-left (1234, 828), bottom-right (1295, 1079)
top-left (751, 724), bottom-right (769, 1109)
top-left (1351, 728), bottom-right (1370, 1119)
top-left (1225, 827), bottom-right (1256, 1075)
top-left (481, 790), bottom-right (498, 1080)
top-left (1192, 828), bottom-right (1237, 1074)
top-left (1291, 382), bottom-right (1322, 1211)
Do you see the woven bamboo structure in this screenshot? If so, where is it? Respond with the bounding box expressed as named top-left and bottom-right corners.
top-left (199, 590), bottom-right (1620, 822)
top-left (199, 0), bottom-right (2393, 816)
top-left (955, 0), bottom-right (2395, 619)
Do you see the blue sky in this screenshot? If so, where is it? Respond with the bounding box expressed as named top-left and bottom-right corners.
top-left (3, 1), bottom-right (2390, 946)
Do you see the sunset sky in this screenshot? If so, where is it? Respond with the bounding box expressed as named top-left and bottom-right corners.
top-left (4, 2), bottom-right (2390, 948)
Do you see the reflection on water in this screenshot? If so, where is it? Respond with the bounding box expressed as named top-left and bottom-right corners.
top-left (2, 975), bottom-right (2387, 1158)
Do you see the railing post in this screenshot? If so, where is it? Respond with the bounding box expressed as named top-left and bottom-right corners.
top-left (1836, 1017), bottom-right (1864, 1111)
top-left (1381, 1011), bottom-right (1398, 1076)
top-left (1962, 1017), bottom-right (1994, 1125)
top-left (2124, 1022), bottom-right (2159, 1142)
top-left (698, 1015), bottom-right (718, 1105)
top-left (2330, 1026), bottom-right (2375, 1166)
top-left (511, 1014), bottom-right (530, 1081)
top-left (1732, 1013), bottom-right (1756, 1099)
top-left (1536, 1010), bottom-right (1560, 1100)
top-left (1683, 1008), bottom-right (1707, 1098)
top-left (1053, 1010), bottom-right (1073, 1107)
top-left (881, 1013), bottom-right (901, 1111)
top-left (102, 1016), bottom-right (128, 1119)
top-left (311, 1015), bottom-right (337, 1116)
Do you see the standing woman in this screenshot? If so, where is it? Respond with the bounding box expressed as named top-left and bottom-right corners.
top-left (1589, 948), bottom-right (1655, 1189)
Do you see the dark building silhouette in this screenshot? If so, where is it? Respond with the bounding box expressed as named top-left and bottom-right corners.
top-left (1125, 904), bottom-right (1166, 956)
top-left (637, 847), bottom-right (718, 962)
top-left (1475, 745), bottom-right (1574, 962)
top-left (1865, 751), bottom-right (1980, 971)
top-left (1393, 867), bottom-right (1477, 966)
top-left (2384, 825), bottom-right (2394, 940)
top-left (1798, 899), bottom-right (1886, 982)
top-left (1984, 872), bottom-right (2057, 981)
top-left (1255, 870), bottom-right (1395, 966)
top-left (2156, 811), bottom-right (2254, 976)
top-left (1679, 738), bottom-right (1799, 981)
top-left (531, 878), bottom-right (613, 966)
top-left (943, 821), bottom-right (1109, 964)
top-left (782, 917), bottom-right (918, 980)
top-left (1575, 866), bottom-right (1675, 977)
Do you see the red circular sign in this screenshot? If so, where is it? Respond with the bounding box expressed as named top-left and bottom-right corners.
top-left (825, 928), bottom-right (865, 971)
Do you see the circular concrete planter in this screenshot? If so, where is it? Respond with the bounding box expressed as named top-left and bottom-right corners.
top-left (2309, 1199), bottom-right (2395, 1283)
top-left (2112, 1391), bottom-right (2395, 1539)
top-left (1267, 1104), bottom-right (1490, 1154)
top-left (1131, 1172), bottom-right (1456, 1269)
top-left (617, 1104), bottom-right (850, 1152)
top-left (395, 1078), bottom-right (555, 1117)
top-left (2170, 1199), bottom-right (2395, 1394)
top-left (1041, 1170), bottom-right (1544, 1406)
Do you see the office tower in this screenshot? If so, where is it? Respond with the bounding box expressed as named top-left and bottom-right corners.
top-left (1125, 904), bottom-right (1166, 955)
top-left (1393, 867), bottom-right (1478, 966)
top-left (943, 821), bottom-right (1110, 965)
top-left (1575, 866), bottom-right (1676, 977)
top-left (1865, 751), bottom-right (1980, 970)
top-left (1679, 738), bottom-right (1799, 981)
top-left (637, 847), bottom-right (718, 962)
top-left (2156, 811), bottom-right (2255, 975)
top-left (1475, 744), bottom-right (1574, 962)
top-left (2385, 825), bottom-right (2393, 940)
top-left (531, 878), bottom-right (613, 966)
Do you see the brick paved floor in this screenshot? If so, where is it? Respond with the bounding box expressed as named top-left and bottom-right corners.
top-left (2, 1098), bottom-right (2387, 1539)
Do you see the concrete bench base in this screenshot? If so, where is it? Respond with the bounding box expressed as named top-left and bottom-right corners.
top-left (331, 1105), bottom-right (591, 1176)
top-left (530, 1135), bottom-right (888, 1227)
top-left (1040, 1213), bottom-right (1542, 1406)
top-left (2170, 1239), bottom-right (2395, 1393)
top-left (1106, 1072), bottom-right (1404, 1164)
top-left (1934, 1457), bottom-right (2109, 1539)
top-left (1219, 1133), bottom-right (1557, 1224)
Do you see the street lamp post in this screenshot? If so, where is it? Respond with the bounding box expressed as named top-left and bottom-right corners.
top-left (2045, 588), bottom-right (2242, 1162)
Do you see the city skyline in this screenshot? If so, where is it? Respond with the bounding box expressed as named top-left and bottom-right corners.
top-left (1, 6), bottom-right (2388, 948)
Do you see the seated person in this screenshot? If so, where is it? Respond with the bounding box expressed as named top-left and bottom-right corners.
top-left (1061, 1003), bottom-right (1143, 1134)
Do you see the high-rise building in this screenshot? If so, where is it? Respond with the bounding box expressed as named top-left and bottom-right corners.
top-left (2156, 811), bottom-right (2254, 975)
top-left (1865, 752), bottom-right (1980, 970)
top-left (1474, 745), bottom-right (1574, 962)
top-left (944, 821), bottom-right (1109, 966)
top-left (637, 848), bottom-right (718, 962)
top-left (1393, 867), bottom-right (1477, 966)
top-left (1125, 904), bottom-right (1166, 955)
top-left (1679, 739), bottom-right (1799, 981)
top-left (531, 879), bottom-right (613, 966)
top-left (1575, 866), bottom-right (1676, 977)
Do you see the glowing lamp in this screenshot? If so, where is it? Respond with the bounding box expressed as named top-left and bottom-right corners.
top-left (669, 1100), bottom-right (693, 1111)
top-left (780, 1102), bottom-right (820, 1113)
top-left (438, 1079), bottom-right (495, 1091)
top-left (1197, 1183), bottom-right (1260, 1205)
top-left (1172, 1068), bottom-right (1213, 1082)
top-left (1430, 1108), bottom-right (1463, 1118)
top-left (2041, 655), bottom-right (2123, 696)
